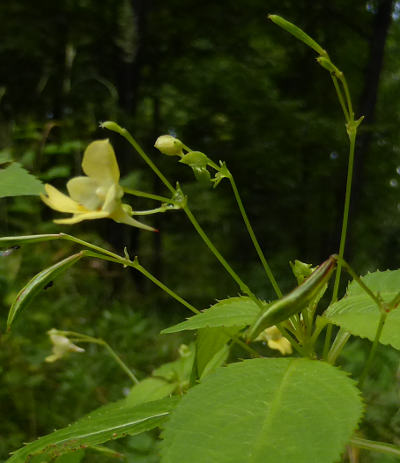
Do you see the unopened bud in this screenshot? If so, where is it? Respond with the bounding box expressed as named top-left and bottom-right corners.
top-left (154, 135), bottom-right (184, 157)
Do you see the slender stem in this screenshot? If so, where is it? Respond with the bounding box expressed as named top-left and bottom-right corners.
top-left (228, 175), bottom-right (282, 298)
top-left (123, 187), bottom-right (176, 204)
top-left (337, 256), bottom-right (383, 309)
top-left (332, 131), bottom-right (356, 304)
top-left (327, 328), bottom-right (351, 364)
top-left (350, 437), bottom-right (400, 458)
top-left (81, 251), bottom-right (260, 358)
top-left (331, 75), bottom-right (350, 122)
top-left (278, 324), bottom-right (308, 357)
top-left (183, 205), bottom-right (253, 296)
top-left (340, 75), bottom-right (354, 119)
top-left (324, 130), bottom-right (357, 358)
top-left (62, 234), bottom-right (122, 260)
top-left (110, 124), bottom-right (176, 194)
top-left (102, 341), bottom-right (140, 385)
top-left (53, 331), bottom-right (139, 384)
top-left (358, 312), bottom-right (387, 388)
top-left (133, 207), bottom-right (171, 215)
top-left (111, 124), bottom-right (253, 297)
top-left (135, 262), bottom-right (201, 314)
top-left (83, 249), bottom-right (201, 315)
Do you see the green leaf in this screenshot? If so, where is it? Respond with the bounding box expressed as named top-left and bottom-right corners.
top-left (324, 270), bottom-right (400, 350)
top-left (7, 251), bottom-right (87, 329)
top-left (7, 397), bottom-right (178, 463)
top-left (153, 344), bottom-right (195, 387)
top-left (195, 327), bottom-right (232, 379)
top-left (161, 297), bottom-right (261, 334)
top-left (126, 378), bottom-right (177, 407)
top-left (0, 162), bottom-right (44, 197)
top-left (161, 358), bottom-right (363, 463)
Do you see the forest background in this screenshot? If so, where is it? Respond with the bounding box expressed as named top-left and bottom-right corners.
top-left (1, 0), bottom-right (400, 461)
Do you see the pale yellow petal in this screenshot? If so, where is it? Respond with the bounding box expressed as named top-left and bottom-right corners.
top-left (82, 139), bottom-right (120, 186)
top-left (67, 176), bottom-right (102, 210)
top-left (110, 204), bottom-right (156, 231)
top-left (54, 211), bottom-right (109, 224)
top-left (101, 184), bottom-right (120, 214)
top-left (267, 338), bottom-right (293, 355)
top-left (41, 184), bottom-right (86, 213)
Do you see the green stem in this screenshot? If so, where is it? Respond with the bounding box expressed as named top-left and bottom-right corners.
top-left (358, 311), bottom-right (387, 388)
top-left (101, 341), bottom-right (140, 385)
top-left (340, 75), bottom-right (354, 119)
top-left (332, 131), bottom-right (356, 303)
top-left (54, 331), bottom-right (139, 384)
top-left (135, 261), bottom-right (201, 314)
top-left (123, 187), bottom-right (176, 204)
top-left (350, 437), bottom-right (400, 458)
top-left (62, 234), bottom-right (122, 260)
top-left (337, 256), bottom-right (383, 308)
top-left (105, 123), bottom-right (175, 194)
top-left (331, 75), bottom-right (350, 122)
top-left (278, 324), bottom-right (308, 357)
top-left (85, 250), bottom-right (201, 315)
top-left (228, 175), bottom-right (282, 298)
top-left (327, 328), bottom-right (351, 364)
top-left (183, 205), bottom-right (252, 296)
top-left (110, 124), bottom-right (253, 297)
top-left (324, 130), bottom-right (357, 359)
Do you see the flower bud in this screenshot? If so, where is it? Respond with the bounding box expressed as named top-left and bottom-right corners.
top-left (154, 135), bottom-right (184, 157)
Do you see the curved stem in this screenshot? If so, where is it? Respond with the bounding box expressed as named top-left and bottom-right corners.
top-left (327, 328), bottom-right (351, 364)
top-left (331, 131), bottom-right (356, 304)
top-left (358, 312), bottom-right (387, 388)
top-left (123, 188), bottom-right (176, 204)
top-left (54, 330), bottom-right (139, 384)
top-left (331, 75), bottom-right (350, 122)
top-left (183, 205), bottom-right (253, 297)
top-left (228, 175), bottom-right (282, 298)
top-left (324, 130), bottom-right (357, 358)
top-left (350, 437), bottom-right (400, 458)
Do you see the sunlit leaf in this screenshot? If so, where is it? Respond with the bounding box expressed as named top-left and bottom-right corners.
top-left (161, 297), bottom-right (261, 334)
top-left (324, 269), bottom-right (400, 350)
top-left (161, 358), bottom-right (363, 463)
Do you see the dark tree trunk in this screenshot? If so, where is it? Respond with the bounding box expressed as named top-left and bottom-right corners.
top-left (349, 0), bottom-right (394, 245)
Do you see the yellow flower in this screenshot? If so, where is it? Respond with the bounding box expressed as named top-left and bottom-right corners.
top-left (255, 325), bottom-right (293, 355)
top-left (45, 329), bottom-right (85, 363)
top-left (41, 139), bottom-right (155, 231)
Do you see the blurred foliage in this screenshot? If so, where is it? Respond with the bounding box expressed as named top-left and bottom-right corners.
top-left (1, 0), bottom-right (400, 462)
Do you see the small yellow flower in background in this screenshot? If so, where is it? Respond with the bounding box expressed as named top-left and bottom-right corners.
top-left (45, 329), bottom-right (85, 363)
top-left (41, 139), bottom-right (155, 231)
top-left (255, 325), bottom-right (293, 355)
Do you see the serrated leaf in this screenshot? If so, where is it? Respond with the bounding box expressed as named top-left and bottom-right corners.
top-left (161, 358), bottom-right (363, 463)
top-left (7, 397), bottom-right (178, 463)
top-left (324, 269), bottom-right (400, 350)
top-left (161, 297), bottom-right (261, 334)
top-left (7, 252), bottom-right (87, 329)
top-left (0, 162), bottom-right (44, 197)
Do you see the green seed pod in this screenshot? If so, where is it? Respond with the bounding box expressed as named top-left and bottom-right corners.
top-left (247, 255), bottom-right (337, 341)
top-left (268, 14), bottom-right (327, 57)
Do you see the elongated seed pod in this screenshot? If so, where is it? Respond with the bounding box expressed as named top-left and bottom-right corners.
top-left (247, 255), bottom-right (337, 341)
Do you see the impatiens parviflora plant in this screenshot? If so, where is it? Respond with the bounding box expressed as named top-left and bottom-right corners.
top-left (3, 14), bottom-right (400, 463)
